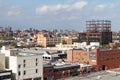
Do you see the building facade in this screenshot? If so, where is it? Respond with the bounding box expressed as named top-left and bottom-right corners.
top-left (9, 53), bottom-right (43, 80)
top-left (34, 33), bottom-right (62, 47)
top-left (79, 20), bottom-right (112, 45)
top-left (43, 63), bottom-right (80, 80)
top-left (0, 54), bottom-right (5, 70)
top-left (0, 46), bottom-right (43, 80)
top-left (67, 48), bottom-right (120, 71)
top-left (43, 63), bottom-right (54, 80)
top-left (53, 64), bottom-right (80, 80)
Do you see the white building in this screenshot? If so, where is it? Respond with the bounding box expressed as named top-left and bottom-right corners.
top-left (0, 46), bottom-right (43, 80)
top-left (42, 51), bottom-right (59, 61)
top-left (9, 53), bottom-right (43, 80)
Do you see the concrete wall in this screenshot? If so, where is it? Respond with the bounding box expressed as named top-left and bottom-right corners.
top-left (0, 54), bottom-right (5, 70)
top-left (9, 54), bottom-right (43, 80)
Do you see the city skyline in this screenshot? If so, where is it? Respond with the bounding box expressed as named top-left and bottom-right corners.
top-left (0, 0), bottom-right (120, 31)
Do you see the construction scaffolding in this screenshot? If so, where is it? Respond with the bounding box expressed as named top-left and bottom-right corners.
top-left (86, 20), bottom-right (111, 32)
top-left (79, 20), bottom-right (112, 45)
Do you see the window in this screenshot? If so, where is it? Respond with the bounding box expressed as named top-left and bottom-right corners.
top-left (36, 58), bottom-right (38, 61)
top-left (36, 63), bottom-right (38, 66)
top-left (36, 69), bottom-right (38, 73)
top-left (23, 71), bottom-right (26, 75)
top-left (18, 64), bottom-right (21, 68)
top-left (23, 60), bottom-right (26, 63)
top-left (18, 71), bottom-right (21, 76)
top-left (23, 64), bottom-right (26, 67)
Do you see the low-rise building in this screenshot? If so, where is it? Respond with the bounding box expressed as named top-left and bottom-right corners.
top-left (53, 62), bottom-right (80, 80)
top-left (43, 63), bottom-right (54, 80)
top-left (67, 48), bottom-right (120, 72)
top-left (56, 42), bottom-right (100, 50)
top-left (34, 33), bottom-right (62, 47)
top-left (0, 46), bottom-right (43, 80)
top-left (43, 62), bottom-right (80, 80)
top-left (64, 68), bottom-right (120, 80)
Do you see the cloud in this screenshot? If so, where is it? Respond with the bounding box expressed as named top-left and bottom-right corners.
top-left (36, 4), bottom-right (69, 14)
top-left (109, 3), bottom-right (120, 9)
top-left (95, 4), bottom-right (106, 11)
top-left (95, 2), bottom-right (120, 12)
top-left (7, 11), bottom-right (20, 16)
top-left (68, 16), bottom-right (79, 20)
top-left (7, 6), bottom-right (21, 16)
top-left (73, 1), bottom-right (87, 9)
top-left (36, 1), bottom-right (87, 14)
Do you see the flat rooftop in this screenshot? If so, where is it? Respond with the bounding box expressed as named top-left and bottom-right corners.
top-left (7, 49), bottom-right (44, 57)
top-left (54, 64), bottom-right (80, 69)
top-left (62, 69), bottom-right (120, 80)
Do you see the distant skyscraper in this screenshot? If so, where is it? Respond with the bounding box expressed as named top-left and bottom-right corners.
top-left (29, 28), bottom-right (32, 32)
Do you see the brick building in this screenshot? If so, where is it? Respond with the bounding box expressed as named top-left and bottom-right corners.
top-left (34, 33), bottom-right (62, 47)
top-left (67, 48), bottom-right (120, 71)
top-left (43, 64), bottom-right (54, 80)
top-left (53, 64), bottom-right (80, 80)
top-left (79, 20), bottom-right (112, 45)
top-left (43, 63), bottom-right (80, 80)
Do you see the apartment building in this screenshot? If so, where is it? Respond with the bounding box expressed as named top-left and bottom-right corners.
top-left (34, 33), bottom-right (62, 47)
top-left (9, 53), bottom-right (43, 80)
top-left (0, 46), bottom-right (43, 80)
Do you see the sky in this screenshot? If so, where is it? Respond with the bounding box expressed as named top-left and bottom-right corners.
top-left (0, 0), bottom-right (120, 31)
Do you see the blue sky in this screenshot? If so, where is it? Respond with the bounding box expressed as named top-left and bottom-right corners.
top-left (0, 0), bottom-right (120, 31)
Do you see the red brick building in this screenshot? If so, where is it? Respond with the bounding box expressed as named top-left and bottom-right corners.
top-left (67, 48), bottom-right (120, 71)
top-left (53, 64), bottom-right (80, 80)
top-left (43, 64), bottom-right (54, 80)
top-left (43, 63), bottom-right (80, 80)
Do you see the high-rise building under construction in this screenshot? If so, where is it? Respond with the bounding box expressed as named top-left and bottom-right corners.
top-left (79, 20), bottom-right (112, 45)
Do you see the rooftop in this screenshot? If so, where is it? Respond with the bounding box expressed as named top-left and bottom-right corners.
top-left (63, 68), bottom-right (120, 80)
top-left (54, 62), bottom-right (80, 69)
top-left (9, 48), bottom-right (44, 57)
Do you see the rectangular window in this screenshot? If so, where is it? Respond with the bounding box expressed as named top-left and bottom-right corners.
top-left (36, 63), bottom-right (38, 66)
top-left (36, 69), bottom-right (38, 73)
top-left (23, 64), bottom-right (26, 67)
top-left (18, 71), bottom-right (21, 76)
top-left (23, 60), bottom-right (26, 63)
top-left (36, 58), bottom-right (38, 62)
top-left (18, 64), bottom-right (21, 68)
top-left (23, 71), bottom-right (26, 75)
